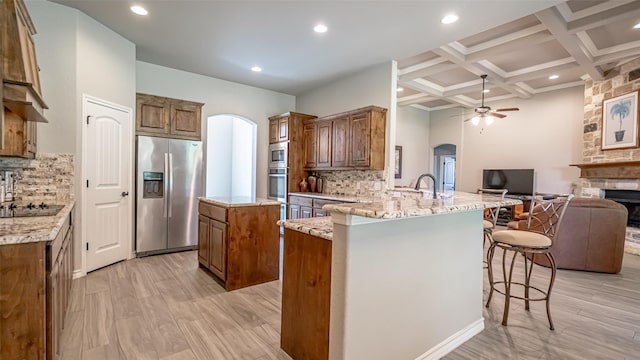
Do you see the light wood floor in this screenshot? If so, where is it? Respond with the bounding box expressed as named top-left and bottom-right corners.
top-left (61, 249), bottom-right (640, 359)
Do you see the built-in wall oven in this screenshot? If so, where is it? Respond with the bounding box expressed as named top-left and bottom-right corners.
top-left (268, 142), bottom-right (287, 169)
top-left (268, 167), bottom-right (287, 202)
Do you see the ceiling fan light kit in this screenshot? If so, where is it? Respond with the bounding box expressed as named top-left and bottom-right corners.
top-left (466, 75), bottom-right (519, 126)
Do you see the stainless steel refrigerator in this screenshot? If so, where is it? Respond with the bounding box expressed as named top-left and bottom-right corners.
top-left (136, 135), bottom-right (203, 255)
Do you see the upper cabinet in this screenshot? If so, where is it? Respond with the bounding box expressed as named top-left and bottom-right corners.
top-left (1, 0), bottom-right (48, 158)
top-left (303, 106), bottom-right (387, 171)
top-left (268, 114), bottom-right (290, 143)
top-left (136, 93), bottom-right (204, 141)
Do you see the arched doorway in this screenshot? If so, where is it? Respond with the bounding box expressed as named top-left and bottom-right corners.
top-left (434, 144), bottom-right (456, 191)
top-left (206, 114), bottom-right (257, 197)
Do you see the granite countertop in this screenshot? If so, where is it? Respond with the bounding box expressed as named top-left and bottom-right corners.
top-left (323, 191), bottom-right (522, 219)
top-left (278, 217), bottom-right (333, 241)
top-left (288, 192), bottom-right (372, 203)
top-left (199, 196), bottom-right (281, 207)
top-left (0, 200), bottom-right (76, 245)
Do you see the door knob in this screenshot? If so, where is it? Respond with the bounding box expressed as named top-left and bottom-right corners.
top-left (121, 191), bottom-right (129, 197)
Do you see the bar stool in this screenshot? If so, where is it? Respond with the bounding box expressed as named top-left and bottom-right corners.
top-left (477, 188), bottom-right (507, 267)
top-left (485, 194), bottom-right (573, 330)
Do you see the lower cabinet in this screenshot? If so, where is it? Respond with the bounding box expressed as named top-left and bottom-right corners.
top-left (288, 195), bottom-right (350, 220)
top-left (197, 200), bottom-right (279, 291)
top-left (0, 208), bottom-right (73, 360)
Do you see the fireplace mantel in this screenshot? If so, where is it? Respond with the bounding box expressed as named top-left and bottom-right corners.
top-left (570, 161), bottom-right (640, 179)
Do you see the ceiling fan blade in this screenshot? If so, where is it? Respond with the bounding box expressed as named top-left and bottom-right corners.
top-left (488, 112), bottom-right (506, 118)
top-left (495, 107), bottom-right (519, 112)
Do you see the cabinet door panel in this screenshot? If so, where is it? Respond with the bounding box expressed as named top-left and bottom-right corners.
top-left (289, 204), bottom-right (301, 220)
top-left (316, 120), bottom-right (332, 168)
top-left (170, 101), bottom-right (202, 140)
top-left (136, 94), bottom-right (170, 135)
top-left (269, 119), bottom-right (278, 143)
top-left (278, 118), bottom-right (289, 141)
top-left (331, 116), bottom-right (349, 167)
top-left (301, 206), bottom-right (313, 219)
top-left (209, 220), bottom-right (227, 280)
top-left (198, 215), bottom-right (210, 267)
top-left (303, 122), bottom-right (317, 168)
top-left (349, 112), bottom-right (371, 167)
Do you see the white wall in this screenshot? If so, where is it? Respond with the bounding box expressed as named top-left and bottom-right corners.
top-left (457, 86), bottom-right (583, 194)
top-left (231, 118), bottom-right (255, 197)
top-left (136, 62), bottom-right (295, 198)
top-left (429, 107), bottom-right (465, 190)
top-left (296, 61), bottom-right (397, 185)
top-left (27, 0), bottom-right (136, 273)
top-left (206, 116), bottom-right (233, 196)
top-left (394, 106), bottom-right (430, 188)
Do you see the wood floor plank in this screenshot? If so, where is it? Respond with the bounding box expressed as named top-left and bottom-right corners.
top-left (138, 295), bottom-right (191, 358)
top-left (85, 268), bottom-right (110, 294)
top-left (114, 316), bottom-right (159, 360)
top-left (83, 290), bottom-right (115, 350)
top-left (159, 348), bottom-right (197, 360)
top-left (68, 276), bottom-right (86, 312)
top-left (60, 310), bottom-right (84, 357)
top-left (178, 319), bottom-right (237, 360)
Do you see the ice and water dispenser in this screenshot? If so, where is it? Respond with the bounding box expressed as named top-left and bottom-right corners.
top-left (142, 172), bottom-right (164, 198)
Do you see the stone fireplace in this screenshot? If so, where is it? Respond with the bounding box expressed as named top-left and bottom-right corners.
top-left (576, 57), bottom-right (640, 256)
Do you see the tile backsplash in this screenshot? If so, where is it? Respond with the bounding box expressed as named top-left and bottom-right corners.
top-left (0, 153), bottom-right (74, 203)
top-left (311, 169), bottom-right (388, 197)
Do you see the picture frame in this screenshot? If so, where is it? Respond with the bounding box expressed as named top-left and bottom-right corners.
top-left (601, 90), bottom-right (639, 150)
top-left (394, 145), bottom-right (402, 179)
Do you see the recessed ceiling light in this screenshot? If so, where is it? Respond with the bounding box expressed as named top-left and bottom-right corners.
top-left (314, 24), bottom-right (328, 33)
top-left (397, 87), bottom-right (404, 92)
top-left (549, 74), bottom-right (559, 80)
top-left (130, 5), bottom-right (148, 15)
top-left (251, 66), bottom-right (262, 72)
top-left (634, 22), bottom-right (640, 29)
top-left (482, 89), bottom-right (490, 93)
top-left (441, 14), bottom-right (459, 24)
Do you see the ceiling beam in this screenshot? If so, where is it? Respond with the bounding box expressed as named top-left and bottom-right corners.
top-left (397, 93), bottom-right (437, 106)
top-left (398, 62), bottom-right (458, 82)
top-left (535, 7), bottom-right (604, 81)
top-left (566, 2), bottom-right (640, 34)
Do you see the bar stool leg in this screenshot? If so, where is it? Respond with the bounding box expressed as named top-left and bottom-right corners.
top-left (485, 242), bottom-right (497, 307)
top-left (501, 249), bottom-right (518, 326)
top-left (524, 252), bottom-right (535, 311)
top-left (545, 252), bottom-right (557, 331)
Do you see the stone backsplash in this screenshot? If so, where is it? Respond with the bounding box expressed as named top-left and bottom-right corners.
top-left (310, 169), bottom-right (388, 197)
top-left (0, 153), bottom-right (74, 203)
top-left (579, 57), bottom-right (640, 255)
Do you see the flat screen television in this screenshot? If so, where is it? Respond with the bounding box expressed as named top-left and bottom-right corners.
top-left (482, 169), bottom-right (535, 196)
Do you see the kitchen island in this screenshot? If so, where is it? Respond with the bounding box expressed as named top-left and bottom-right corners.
top-left (197, 197), bottom-right (281, 290)
top-left (279, 192), bottom-right (521, 360)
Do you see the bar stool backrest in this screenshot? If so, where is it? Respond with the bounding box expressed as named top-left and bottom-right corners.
top-left (526, 194), bottom-right (574, 241)
top-left (477, 188), bottom-right (508, 227)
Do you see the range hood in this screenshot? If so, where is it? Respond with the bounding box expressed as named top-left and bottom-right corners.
top-left (2, 0), bottom-right (49, 124)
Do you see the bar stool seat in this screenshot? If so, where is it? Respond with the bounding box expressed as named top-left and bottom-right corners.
top-left (482, 219), bottom-right (494, 230)
top-left (491, 230), bottom-right (551, 248)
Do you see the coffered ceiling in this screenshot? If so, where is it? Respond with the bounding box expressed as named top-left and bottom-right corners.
top-left (397, 0), bottom-right (640, 111)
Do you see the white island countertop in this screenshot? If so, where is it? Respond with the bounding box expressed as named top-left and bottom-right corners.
top-left (323, 191), bottom-right (521, 219)
top-left (199, 196), bottom-right (280, 207)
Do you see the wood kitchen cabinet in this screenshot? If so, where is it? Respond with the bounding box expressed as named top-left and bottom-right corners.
top-left (1, 0), bottom-right (48, 158)
top-left (302, 121), bottom-right (317, 168)
top-left (268, 113), bottom-right (289, 143)
top-left (288, 195), bottom-right (350, 219)
top-left (198, 199), bottom-right (280, 291)
top-left (303, 106), bottom-right (386, 170)
top-left (0, 207), bottom-right (73, 360)
top-left (136, 93), bottom-right (204, 141)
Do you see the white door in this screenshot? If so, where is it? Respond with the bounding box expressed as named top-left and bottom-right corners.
top-left (84, 97), bottom-right (132, 272)
top-left (441, 156), bottom-right (456, 191)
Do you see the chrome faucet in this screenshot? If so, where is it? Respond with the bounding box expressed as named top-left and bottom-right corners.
top-left (414, 173), bottom-right (437, 199)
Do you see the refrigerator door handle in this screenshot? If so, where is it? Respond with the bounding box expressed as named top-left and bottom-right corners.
top-left (163, 152), bottom-right (169, 218)
top-left (168, 153), bottom-right (173, 218)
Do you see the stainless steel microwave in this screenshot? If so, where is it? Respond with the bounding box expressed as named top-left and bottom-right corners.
top-left (268, 142), bottom-right (287, 168)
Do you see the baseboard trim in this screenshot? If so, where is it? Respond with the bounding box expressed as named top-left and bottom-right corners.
top-left (72, 269), bottom-right (85, 279)
top-left (415, 318), bottom-right (484, 360)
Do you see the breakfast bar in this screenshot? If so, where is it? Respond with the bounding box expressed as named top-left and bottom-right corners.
top-left (280, 192), bottom-right (521, 360)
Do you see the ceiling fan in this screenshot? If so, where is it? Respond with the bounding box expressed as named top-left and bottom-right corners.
top-left (465, 74), bottom-right (519, 126)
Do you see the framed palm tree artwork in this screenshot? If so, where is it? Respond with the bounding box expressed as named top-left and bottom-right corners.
top-left (601, 90), bottom-right (639, 150)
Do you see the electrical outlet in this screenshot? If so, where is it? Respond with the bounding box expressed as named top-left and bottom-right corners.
top-left (392, 191), bottom-right (401, 198)
top-left (374, 182), bottom-right (381, 190)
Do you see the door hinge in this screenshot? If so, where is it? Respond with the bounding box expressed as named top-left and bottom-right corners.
top-left (86, 180), bottom-right (89, 188)
top-left (86, 243), bottom-right (89, 251)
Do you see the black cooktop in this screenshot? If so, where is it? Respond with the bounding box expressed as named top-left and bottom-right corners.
top-left (0, 203), bottom-right (64, 218)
